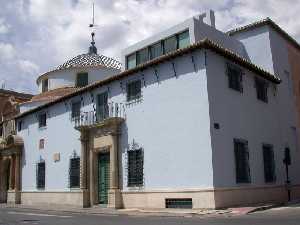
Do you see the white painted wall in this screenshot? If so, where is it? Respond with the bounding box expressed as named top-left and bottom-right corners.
top-left (19, 100), bottom-right (49, 114)
top-left (37, 67), bottom-right (120, 93)
top-left (230, 26), bottom-right (275, 74)
top-left (18, 50), bottom-right (215, 191)
top-left (206, 50), bottom-right (298, 188)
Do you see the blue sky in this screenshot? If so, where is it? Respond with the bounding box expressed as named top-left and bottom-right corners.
top-left (0, 0), bottom-right (299, 94)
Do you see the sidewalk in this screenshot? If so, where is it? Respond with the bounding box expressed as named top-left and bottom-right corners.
top-left (0, 203), bottom-right (280, 218)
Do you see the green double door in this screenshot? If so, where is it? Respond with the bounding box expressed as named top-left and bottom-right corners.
top-left (98, 153), bottom-right (110, 205)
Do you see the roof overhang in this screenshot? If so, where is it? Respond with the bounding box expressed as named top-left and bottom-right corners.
top-left (16, 38), bottom-right (281, 120)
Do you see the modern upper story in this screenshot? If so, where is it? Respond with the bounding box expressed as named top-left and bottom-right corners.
top-left (121, 10), bottom-right (247, 71)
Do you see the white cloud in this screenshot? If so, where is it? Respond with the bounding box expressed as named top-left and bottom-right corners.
top-left (0, 43), bottom-right (16, 60)
top-left (18, 60), bottom-right (39, 74)
top-left (0, 18), bottom-right (10, 34)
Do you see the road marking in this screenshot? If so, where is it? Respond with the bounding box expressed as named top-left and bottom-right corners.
top-left (7, 211), bottom-right (72, 218)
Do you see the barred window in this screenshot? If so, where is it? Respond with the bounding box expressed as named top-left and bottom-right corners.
top-left (71, 101), bottom-right (81, 119)
top-left (234, 139), bottom-right (251, 183)
top-left (18, 120), bottom-right (23, 132)
top-left (255, 78), bottom-right (268, 102)
top-left (38, 113), bottom-right (47, 128)
top-left (37, 161), bottom-right (45, 189)
top-left (127, 80), bottom-right (141, 102)
top-left (128, 149), bottom-right (144, 187)
top-left (263, 145), bottom-right (276, 183)
top-left (227, 64), bottom-right (243, 92)
top-left (69, 157), bottom-right (80, 188)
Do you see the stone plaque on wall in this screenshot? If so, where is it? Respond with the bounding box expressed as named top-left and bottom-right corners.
top-left (53, 153), bottom-right (60, 162)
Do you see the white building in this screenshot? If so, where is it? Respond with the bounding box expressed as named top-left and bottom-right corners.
top-left (1, 11), bottom-right (300, 209)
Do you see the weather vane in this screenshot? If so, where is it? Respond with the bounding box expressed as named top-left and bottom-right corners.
top-left (88, 2), bottom-right (98, 54)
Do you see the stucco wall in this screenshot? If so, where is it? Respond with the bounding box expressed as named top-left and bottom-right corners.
top-left (18, 50), bottom-right (215, 192)
top-left (206, 50), bottom-right (289, 188)
top-left (230, 26), bottom-right (274, 74)
top-left (37, 67), bottom-right (120, 92)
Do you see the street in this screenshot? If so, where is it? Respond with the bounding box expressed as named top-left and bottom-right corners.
top-left (0, 206), bottom-right (300, 225)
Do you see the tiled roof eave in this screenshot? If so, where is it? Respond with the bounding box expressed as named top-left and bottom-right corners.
top-left (15, 38), bottom-right (281, 119)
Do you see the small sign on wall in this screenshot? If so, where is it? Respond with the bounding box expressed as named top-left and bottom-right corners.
top-left (53, 153), bottom-right (60, 162)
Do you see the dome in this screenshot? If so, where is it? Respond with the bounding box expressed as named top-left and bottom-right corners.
top-left (56, 53), bottom-right (122, 71)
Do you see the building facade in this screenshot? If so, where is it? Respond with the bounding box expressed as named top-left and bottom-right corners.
top-left (2, 11), bottom-right (300, 209)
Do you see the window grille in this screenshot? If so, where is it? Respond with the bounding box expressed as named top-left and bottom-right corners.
top-left (36, 161), bottom-right (45, 189)
top-left (263, 145), bottom-right (276, 183)
top-left (234, 139), bottom-right (251, 183)
top-left (127, 80), bottom-right (142, 102)
top-left (127, 148), bottom-right (144, 187)
top-left (38, 113), bottom-right (47, 128)
top-left (227, 63), bottom-right (243, 92)
top-left (255, 78), bottom-right (268, 102)
top-left (71, 101), bottom-right (81, 119)
top-left (96, 92), bottom-right (108, 121)
top-left (69, 157), bottom-right (80, 188)
top-left (166, 198), bottom-right (192, 209)
top-left (18, 120), bottom-right (23, 132)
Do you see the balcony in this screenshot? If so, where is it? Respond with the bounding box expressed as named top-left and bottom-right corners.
top-left (74, 103), bottom-right (125, 130)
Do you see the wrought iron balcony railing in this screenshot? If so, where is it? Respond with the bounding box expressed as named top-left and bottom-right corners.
top-left (74, 102), bottom-right (125, 128)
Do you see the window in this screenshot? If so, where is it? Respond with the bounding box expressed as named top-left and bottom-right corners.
top-left (42, 79), bottom-right (48, 92)
top-left (137, 48), bottom-right (149, 65)
top-left (255, 78), bottom-right (268, 102)
top-left (164, 35), bottom-right (178, 54)
top-left (76, 73), bottom-right (88, 87)
top-left (127, 53), bottom-right (136, 69)
top-left (97, 92), bottom-right (108, 121)
top-left (17, 120), bottom-right (23, 132)
top-left (38, 113), bottom-right (47, 128)
top-left (69, 157), bottom-right (80, 188)
top-left (234, 139), bottom-right (251, 183)
top-left (128, 149), bottom-right (144, 187)
top-left (150, 42), bottom-right (162, 60)
top-left (127, 80), bottom-right (142, 102)
top-left (39, 139), bottom-right (45, 150)
top-left (227, 64), bottom-right (243, 92)
top-left (71, 101), bottom-right (81, 119)
top-left (178, 30), bottom-right (190, 49)
top-left (263, 145), bottom-right (276, 183)
top-left (36, 161), bottom-right (45, 189)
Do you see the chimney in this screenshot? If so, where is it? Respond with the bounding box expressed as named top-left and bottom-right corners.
top-left (203, 10), bottom-right (216, 28)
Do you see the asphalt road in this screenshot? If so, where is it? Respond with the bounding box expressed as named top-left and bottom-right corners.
top-left (0, 206), bottom-right (300, 225)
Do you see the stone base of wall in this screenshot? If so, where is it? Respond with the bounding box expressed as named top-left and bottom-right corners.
top-left (21, 191), bottom-right (84, 207)
top-left (7, 190), bottom-right (21, 204)
top-left (214, 185), bottom-right (287, 209)
top-left (121, 189), bottom-right (216, 209)
top-left (8, 185), bottom-right (300, 209)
